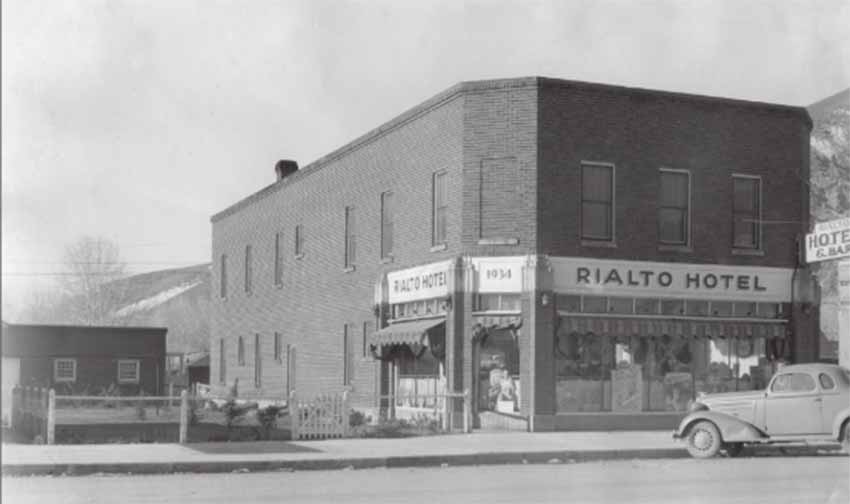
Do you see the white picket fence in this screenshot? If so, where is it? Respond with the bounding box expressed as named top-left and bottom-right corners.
top-left (288, 390), bottom-right (349, 440)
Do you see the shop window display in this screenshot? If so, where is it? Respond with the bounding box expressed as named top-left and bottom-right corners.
top-left (555, 328), bottom-right (771, 414)
top-left (477, 329), bottom-right (520, 414)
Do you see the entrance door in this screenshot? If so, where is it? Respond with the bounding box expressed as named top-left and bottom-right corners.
top-left (2, 357), bottom-right (21, 425)
top-left (764, 371), bottom-right (824, 435)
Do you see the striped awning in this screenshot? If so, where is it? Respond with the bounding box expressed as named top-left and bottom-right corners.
top-left (371, 318), bottom-right (445, 347)
top-left (561, 316), bottom-right (787, 339)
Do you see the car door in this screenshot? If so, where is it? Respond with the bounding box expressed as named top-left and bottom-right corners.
top-left (764, 372), bottom-right (824, 436)
top-left (817, 371), bottom-right (846, 434)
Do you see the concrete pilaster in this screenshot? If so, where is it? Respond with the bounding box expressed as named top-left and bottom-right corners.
top-left (521, 254), bottom-right (556, 432)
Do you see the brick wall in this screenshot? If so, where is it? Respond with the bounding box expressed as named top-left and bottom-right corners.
top-left (537, 79), bottom-right (811, 268)
top-left (211, 93), bottom-right (466, 406)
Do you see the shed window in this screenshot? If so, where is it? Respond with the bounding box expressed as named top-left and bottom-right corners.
top-left (117, 360), bottom-right (140, 384)
top-left (54, 359), bottom-right (77, 382)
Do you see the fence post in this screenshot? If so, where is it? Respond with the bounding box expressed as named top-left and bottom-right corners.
top-left (342, 390), bottom-right (350, 437)
top-left (462, 388), bottom-right (470, 434)
top-left (441, 392), bottom-right (449, 432)
top-left (47, 389), bottom-right (56, 445)
top-left (289, 390), bottom-right (298, 441)
top-left (179, 390), bottom-right (188, 444)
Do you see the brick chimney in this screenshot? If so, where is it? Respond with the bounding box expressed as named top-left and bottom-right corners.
top-left (275, 160), bottom-right (299, 181)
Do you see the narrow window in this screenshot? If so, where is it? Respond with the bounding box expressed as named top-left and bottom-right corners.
top-left (274, 232), bottom-right (284, 286)
top-left (343, 325), bottom-right (354, 385)
top-left (219, 338), bottom-right (226, 384)
top-left (345, 206), bottom-right (357, 268)
top-left (581, 163), bottom-right (615, 241)
top-left (381, 191), bottom-right (394, 258)
top-left (362, 321), bottom-right (373, 358)
top-left (732, 175), bottom-right (761, 250)
top-left (254, 334), bottom-right (262, 388)
top-left (220, 254), bottom-right (228, 298)
top-left (274, 332), bottom-right (282, 362)
top-left (432, 171), bottom-right (448, 246)
top-left (294, 224), bottom-right (304, 257)
top-left (117, 360), bottom-right (140, 384)
top-left (244, 245), bottom-right (253, 294)
top-left (54, 358), bottom-right (77, 383)
top-left (286, 344), bottom-right (296, 396)
top-left (238, 336), bottom-right (245, 366)
top-left (658, 169), bottom-right (690, 246)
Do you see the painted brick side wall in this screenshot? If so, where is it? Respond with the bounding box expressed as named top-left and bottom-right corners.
top-left (537, 82), bottom-right (810, 268)
top-left (462, 85), bottom-right (538, 255)
top-left (211, 96), bottom-right (464, 406)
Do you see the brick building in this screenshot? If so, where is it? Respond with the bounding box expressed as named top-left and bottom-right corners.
top-left (210, 77), bottom-right (816, 431)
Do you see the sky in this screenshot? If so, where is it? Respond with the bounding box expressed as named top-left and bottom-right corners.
top-left (2, 0), bottom-right (849, 318)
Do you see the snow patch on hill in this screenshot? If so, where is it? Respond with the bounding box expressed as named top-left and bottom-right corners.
top-left (114, 281), bottom-right (202, 318)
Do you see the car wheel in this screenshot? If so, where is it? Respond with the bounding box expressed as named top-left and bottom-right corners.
top-left (723, 442), bottom-right (744, 458)
top-left (686, 421), bottom-right (722, 459)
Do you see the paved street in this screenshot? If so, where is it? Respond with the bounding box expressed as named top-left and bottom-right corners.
top-left (4, 457), bottom-right (848, 504)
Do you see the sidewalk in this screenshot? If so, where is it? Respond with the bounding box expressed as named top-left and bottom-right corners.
top-left (2, 431), bottom-right (689, 476)
top-left (2, 432), bottom-right (842, 477)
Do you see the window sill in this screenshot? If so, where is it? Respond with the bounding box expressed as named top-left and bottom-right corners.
top-left (582, 239), bottom-right (617, 248)
top-left (117, 381), bottom-right (140, 385)
top-left (477, 238), bottom-right (519, 246)
top-left (380, 256), bottom-right (394, 264)
top-left (343, 266), bottom-right (356, 273)
top-left (295, 253), bottom-right (305, 260)
top-left (657, 244), bottom-right (692, 253)
top-left (430, 243), bottom-right (448, 252)
top-left (732, 248), bottom-right (765, 256)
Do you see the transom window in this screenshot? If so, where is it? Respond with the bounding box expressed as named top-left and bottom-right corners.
top-left (555, 295), bottom-right (786, 319)
top-left (474, 294), bottom-right (521, 312)
top-left (54, 358), bottom-right (77, 382)
top-left (117, 360), bottom-right (140, 384)
top-left (658, 169), bottom-right (690, 246)
top-left (392, 298), bottom-right (447, 319)
top-left (581, 163), bottom-right (614, 241)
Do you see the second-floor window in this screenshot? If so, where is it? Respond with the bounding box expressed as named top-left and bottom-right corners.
top-left (274, 232), bottom-right (284, 286)
top-left (295, 224), bottom-right (304, 257)
top-left (220, 254), bottom-right (228, 298)
top-left (345, 206), bottom-right (356, 268)
top-left (732, 175), bottom-right (761, 250)
top-left (581, 162), bottom-right (615, 241)
top-left (432, 171), bottom-right (448, 246)
top-left (244, 245), bottom-right (253, 294)
top-left (658, 169), bottom-right (690, 246)
top-left (381, 191), bottom-right (394, 258)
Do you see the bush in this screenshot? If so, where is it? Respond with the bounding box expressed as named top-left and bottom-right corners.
top-left (256, 405), bottom-right (285, 440)
top-left (349, 409), bottom-right (369, 428)
top-left (222, 399), bottom-right (250, 431)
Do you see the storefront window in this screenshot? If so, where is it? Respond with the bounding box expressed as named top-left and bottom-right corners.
top-left (686, 300), bottom-right (709, 316)
top-left (757, 302), bottom-right (779, 319)
top-left (396, 345), bottom-right (443, 409)
top-left (555, 330), bottom-right (612, 412)
top-left (635, 298), bottom-right (659, 315)
top-left (734, 302), bottom-right (756, 317)
top-left (557, 295), bottom-right (582, 313)
top-left (478, 329), bottom-right (520, 414)
top-left (711, 301), bottom-right (733, 317)
top-left (583, 296), bottom-right (607, 313)
top-left (608, 297), bottom-right (633, 314)
top-left (661, 299), bottom-right (684, 316)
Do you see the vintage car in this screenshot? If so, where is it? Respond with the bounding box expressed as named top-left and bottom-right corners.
top-left (674, 363), bottom-right (850, 458)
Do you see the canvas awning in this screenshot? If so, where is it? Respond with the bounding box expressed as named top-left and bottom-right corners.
top-left (370, 318), bottom-right (445, 348)
top-left (560, 316), bottom-right (787, 339)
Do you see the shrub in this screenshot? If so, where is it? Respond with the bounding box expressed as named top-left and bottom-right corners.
top-left (222, 399), bottom-right (250, 431)
top-left (256, 405), bottom-right (285, 440)
top-left (349, 409), bottom-right (368, 428)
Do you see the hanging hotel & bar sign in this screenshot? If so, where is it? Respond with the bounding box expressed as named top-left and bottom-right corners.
top-left (550, 257), bottom-right (792, 303)
top-left (805, 217), bottom-right (850, 264)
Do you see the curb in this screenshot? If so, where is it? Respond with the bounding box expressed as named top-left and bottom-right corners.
top-left (0, 448), bottom-right (688, 477)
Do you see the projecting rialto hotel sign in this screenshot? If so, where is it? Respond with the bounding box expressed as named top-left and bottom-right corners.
top-left (387, 260), bottom-right (453, 304)
top-left (551, 257), bottom-right (792, 303)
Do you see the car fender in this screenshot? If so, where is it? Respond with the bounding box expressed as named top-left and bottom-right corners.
top-left (831, 406), bottom-right (850, 440)
top-left (675, 410), bottom-right (767, 442)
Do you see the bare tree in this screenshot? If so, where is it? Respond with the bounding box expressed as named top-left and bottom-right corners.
top-left (59, 236), bottom-right (129, 325)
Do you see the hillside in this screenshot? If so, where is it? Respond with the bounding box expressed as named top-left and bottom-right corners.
top-left (111, 264), bottom-right (212, 353)
top-left (808, 88), bottom-right (850, 359)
